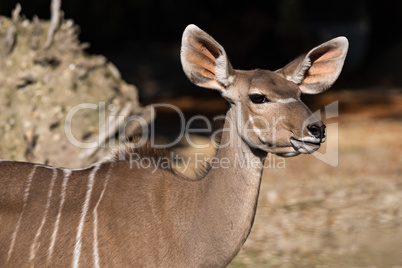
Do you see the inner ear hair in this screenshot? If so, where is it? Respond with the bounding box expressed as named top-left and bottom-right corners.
top-left (180, 24), bottom-right (235, 92)
top-left (277, 36), bottom-right (349, 94)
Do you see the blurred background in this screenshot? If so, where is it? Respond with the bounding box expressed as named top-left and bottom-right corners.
top-left (2, 0), bottom-right (401, 122)
top-left (1, 0), bottom-right (402, 267)
top-left (1, 0), bottom-right (402, 99)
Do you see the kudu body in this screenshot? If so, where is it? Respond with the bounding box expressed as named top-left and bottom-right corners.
top-left (0, 25), bottom-right (348, 267)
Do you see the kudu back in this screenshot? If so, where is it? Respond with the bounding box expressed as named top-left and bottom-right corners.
top-left (0, 25), bottom-right (348, 267)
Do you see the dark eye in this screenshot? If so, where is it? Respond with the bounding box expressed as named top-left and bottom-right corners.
top-left (249, 94), bottom-right (269, 104)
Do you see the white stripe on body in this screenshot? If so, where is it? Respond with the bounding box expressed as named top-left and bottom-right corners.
top-left (30, 168), bottom-right (58, 262)
top-left (72, 163), bottom-right (101, 268)
top-left (47, 169), bottom-right (72, 262)
top-left (7, 166), bottom-right (37, 262)
top-left (93, 163), bottom-right (114, 268)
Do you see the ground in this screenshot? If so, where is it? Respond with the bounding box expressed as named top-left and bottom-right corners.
top-left (229, 119), bottom-right (402, 267)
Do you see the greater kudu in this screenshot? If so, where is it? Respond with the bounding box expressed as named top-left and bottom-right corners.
top-left (0, 24), bottom-right (348, 267)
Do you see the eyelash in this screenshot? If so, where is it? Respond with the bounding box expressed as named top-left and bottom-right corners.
top-left (249, 94), bottom-right (269, 104)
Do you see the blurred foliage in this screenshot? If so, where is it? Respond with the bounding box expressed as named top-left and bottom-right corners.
top-left (0, 5), bottom-right (152, 167)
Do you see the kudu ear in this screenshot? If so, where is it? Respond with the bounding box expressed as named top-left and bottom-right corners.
top-left (277, 37), bottom-right (348, 94)
top-left (181, 24), bottom-right (235, 92)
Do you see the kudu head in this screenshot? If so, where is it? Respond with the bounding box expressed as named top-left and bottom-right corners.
top-left (181, 24), bottom-right (348, 157)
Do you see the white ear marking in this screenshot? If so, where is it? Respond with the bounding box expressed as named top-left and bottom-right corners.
top-left (215, 54), bottom-right (231, 87)
top-left (287, 58), bottom-right (311, 84)
top-left (221, 90), bottom-right (239, 102)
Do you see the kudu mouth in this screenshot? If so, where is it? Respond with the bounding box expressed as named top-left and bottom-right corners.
top-left (290, 129), bottom-right (326, 154)
top-left (290, 138), bottom-right (321, 154)
top-left (289, 122), bottom-right (326, 154)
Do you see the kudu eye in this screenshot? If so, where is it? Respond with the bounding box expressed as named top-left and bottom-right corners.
top-left (249, 94), bottom-right (269, 104)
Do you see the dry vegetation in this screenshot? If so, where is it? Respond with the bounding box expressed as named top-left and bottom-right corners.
top-left (0, 4), bottom-right (152, 168)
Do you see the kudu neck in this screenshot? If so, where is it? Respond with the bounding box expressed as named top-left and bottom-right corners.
top-left (214, 107), bottom-right (266, 176)
top-left (185, 108), bottom-right (266, 266)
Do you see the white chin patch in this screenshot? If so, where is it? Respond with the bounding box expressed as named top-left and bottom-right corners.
top-left (273, 151), bottom-right (300, 158)
top-left (290, 138), bottom-right (320, 154)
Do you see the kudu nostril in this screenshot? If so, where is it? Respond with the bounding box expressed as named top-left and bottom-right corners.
top-left (307, 124), bottom-right (326, 141)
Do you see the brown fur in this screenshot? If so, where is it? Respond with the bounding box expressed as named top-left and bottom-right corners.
top-left (109, 137), bottom-right (175, 171)
top-left (0, 25), bottom-right (348, 267)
